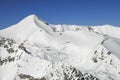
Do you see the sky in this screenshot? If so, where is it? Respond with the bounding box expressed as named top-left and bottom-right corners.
top-left (0, 0), bottom-right (120, 29)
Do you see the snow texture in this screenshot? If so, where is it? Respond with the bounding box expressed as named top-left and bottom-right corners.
top-left (0, 14), bottom-right (120, 80)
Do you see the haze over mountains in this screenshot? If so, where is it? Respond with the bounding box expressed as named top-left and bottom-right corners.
top-left (0, 15), bottom-right (120, 80)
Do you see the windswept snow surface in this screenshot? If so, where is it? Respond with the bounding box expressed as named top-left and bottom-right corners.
top-left (0, 14), bottom-right (120, 80)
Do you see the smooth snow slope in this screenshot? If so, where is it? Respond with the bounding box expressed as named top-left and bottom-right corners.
top-left (0, 15), bottom-right (53, 40)
top-left (0, 14), bottom-right (120, 80)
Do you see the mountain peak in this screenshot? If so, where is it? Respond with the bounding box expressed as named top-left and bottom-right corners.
top-left (0, 14), bottom-right (52, 40)
top-left (27, 14), bottom-right (37, 18)
top-left (25, 14), bottom-right (40, 19)
top-left (1, 14), bottom-right (120, 80)
top-left (20, 14), bottom-right (49, 25)
top-left (17, 14), bottom-right (38, 24)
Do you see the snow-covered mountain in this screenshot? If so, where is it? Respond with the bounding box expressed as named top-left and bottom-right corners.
top-left (0, 14), bottom-right (120, 80)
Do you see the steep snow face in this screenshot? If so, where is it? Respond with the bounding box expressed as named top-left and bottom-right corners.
top-left (0, 15), bottom-right (120, 80)
top-left (0, 15), bottom-right (53, 41)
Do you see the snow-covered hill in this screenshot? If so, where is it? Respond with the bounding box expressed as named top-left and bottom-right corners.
top-left (0, 14), bottom-right (120, 80)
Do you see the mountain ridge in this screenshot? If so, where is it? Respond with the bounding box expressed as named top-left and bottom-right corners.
top-left (0, 14), bottom-right (120, 80)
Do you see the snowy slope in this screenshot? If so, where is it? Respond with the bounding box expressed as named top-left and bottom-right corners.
top-left (0, 14), bottom-right (120, 80)
top-left (0, 15), bottom-right (53, 41)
